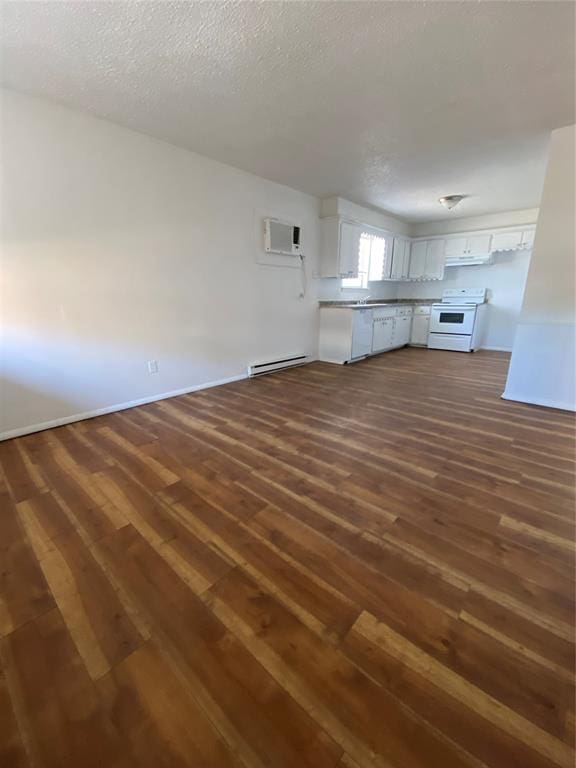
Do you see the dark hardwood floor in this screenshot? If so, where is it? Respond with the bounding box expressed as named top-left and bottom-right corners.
top-left (1, 348), bottom-right (574, 768)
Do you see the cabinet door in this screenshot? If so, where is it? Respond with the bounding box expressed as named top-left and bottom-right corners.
top-left (491, 231), bottom-right (521, 252)
top-left (319, 218), bottom-right (339, 278)
top-left (372, 317), bottom-right (394, 353)
top-left (383, 318), bottom-right (395, 349)
top-left (521, 229), bottom-right (535, 249)
top-left (425, 239), bottom-right (445, 280)
top-left (444, 237), bottom-right (468, 258)
top-left (467, 234), bottom-right (492, 255)
top-left (390, 238), bottom-right (406, 279)
top-left (377, 235), bottom-right (394, 280)
top-left (400, 316), bottom-right (412, 345)
top-left (339, 222), bottom-right (362, 277)
top-left (401, 240), bottom-right (411, 278)
top-left (408, 241), bottom-right (427, 279)
top-left (391, 316), bottom-right (410, 347)
top-left (410, 314), bottom-right (430, 345)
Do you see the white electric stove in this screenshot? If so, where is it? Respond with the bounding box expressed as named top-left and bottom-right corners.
top-left (428, 288), bottom-right (488, 352)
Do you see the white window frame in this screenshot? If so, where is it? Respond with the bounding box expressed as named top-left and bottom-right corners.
top-left (341, 229), bottom-right (389, 291)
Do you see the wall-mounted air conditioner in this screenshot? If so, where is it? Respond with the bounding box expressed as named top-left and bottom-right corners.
top-left (264, 218), bottom-right (301, 256)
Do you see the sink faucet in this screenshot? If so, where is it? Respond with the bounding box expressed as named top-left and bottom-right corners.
top-left (358, 295), bottom-right (372, 305)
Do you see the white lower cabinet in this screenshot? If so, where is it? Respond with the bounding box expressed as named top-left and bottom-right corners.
top-left (320, 305), bottom-right (417, 364)
top-left (372, 308), bottom-right (412, 354)
top-left (410, 306), bottom-right (431, 346)
top-left (372, 316), bottom-right (395, 353)
top-left (393, 314), bottom-right (412, 347)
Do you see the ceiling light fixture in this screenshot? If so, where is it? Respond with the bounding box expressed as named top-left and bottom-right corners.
top-left (439, 195), bottom-right (465, 211)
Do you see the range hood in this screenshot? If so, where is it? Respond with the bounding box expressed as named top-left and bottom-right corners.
top-left (445, 253), bottom-right (493, 267)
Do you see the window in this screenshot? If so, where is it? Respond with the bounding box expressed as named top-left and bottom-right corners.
top-left (342, 232), bottom-right (387, 290)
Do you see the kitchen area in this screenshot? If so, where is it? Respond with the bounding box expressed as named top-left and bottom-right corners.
top-left (319, 288), bottom-right (488, 364)
top-left (316, 198), bottom-right (536, 364)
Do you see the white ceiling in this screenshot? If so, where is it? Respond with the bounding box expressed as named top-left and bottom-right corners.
top-left (1, 1), bottom-right (574, 221)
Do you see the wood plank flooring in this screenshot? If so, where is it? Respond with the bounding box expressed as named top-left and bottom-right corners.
top-left (1, 348), bottom-right (574, 768)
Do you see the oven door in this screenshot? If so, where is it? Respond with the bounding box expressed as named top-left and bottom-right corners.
top-left (430, 305), bottom-right (475, 335)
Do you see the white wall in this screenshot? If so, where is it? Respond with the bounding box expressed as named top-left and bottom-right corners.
top-left (504, 124), bottom-right (576, 410)
top-left (0, 89), bottom-right (321, 438)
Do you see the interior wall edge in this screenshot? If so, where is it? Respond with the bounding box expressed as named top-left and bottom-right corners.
top-left (503, 321), bottom-right (576, 412)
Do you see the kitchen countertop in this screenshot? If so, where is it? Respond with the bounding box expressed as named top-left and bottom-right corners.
top-left (319, 299), bottom-right (439, 309)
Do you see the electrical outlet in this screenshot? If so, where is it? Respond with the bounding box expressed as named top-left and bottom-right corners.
top-left (147, 360), bottom-right (159, 374)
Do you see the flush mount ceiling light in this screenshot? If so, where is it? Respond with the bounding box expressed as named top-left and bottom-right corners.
top-left (439, 195), bottom-right (465, 211)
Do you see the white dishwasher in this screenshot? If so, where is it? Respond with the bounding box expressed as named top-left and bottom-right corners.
top-left (351, 308), bottom-right (374, 359)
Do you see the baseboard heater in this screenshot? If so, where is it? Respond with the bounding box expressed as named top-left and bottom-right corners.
top-left (247, 354), bottom-right (310, 377)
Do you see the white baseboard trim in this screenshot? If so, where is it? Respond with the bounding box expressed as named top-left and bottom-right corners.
top-left (0, 373), bottom-right (248, 442)
top-left (501, 390), bottom-right (576, 412)
top-left (480, 345), bottom-right (512, 352)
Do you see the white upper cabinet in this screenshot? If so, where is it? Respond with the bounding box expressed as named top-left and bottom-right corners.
top-left (390, 237), bottom-right (411, 279)
top-left (380, 235), bottom-right (394, 279)
top-left (424, 239), bottom-right (446, 280)
top-left (408, 240), bottom-right (427, 279)
top-left (443, 236), bottom-right (469, 259)
top-left (442, 226), bottom-right (535, 266)
top-left (491, 227), bottom-right (535, 252)
top-left (339, 221), bottom-right (362, 277)
top-left (467, 234), bottom-right (492, 256)
top-left (444, 232), bottom-right (493, 266)
top-left (319, 218), bottom-right (362, 278)
top-left (319, 218), bottom-right (536, 281)
top-left (444, 233), bottom-right (492, 258)
top-left (409, 239), bottom-right (445, 280)
top-left (370, 233), bottom-right (395, 280)
top-left (489, 231), bottom-right (517, 252)
top-left (521, 229), bottom-right (535, 249)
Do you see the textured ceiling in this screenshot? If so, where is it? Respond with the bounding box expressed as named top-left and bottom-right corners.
top-left (1, 1), bottom-right (574, 221)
